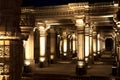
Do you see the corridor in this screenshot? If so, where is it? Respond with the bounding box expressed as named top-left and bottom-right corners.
top-left (22, 50), bottom-right (118, 80)
top-left (20, 1), bottom-right (120, 80)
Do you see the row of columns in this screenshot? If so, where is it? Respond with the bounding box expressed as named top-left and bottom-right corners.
top-left (23, 17), bottom-right (107, 75)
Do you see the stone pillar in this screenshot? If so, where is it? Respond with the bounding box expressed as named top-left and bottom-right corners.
top-left (34, 29), bottom-right (40, 64)
top-left (89, 25), bottom-right (93, 64)
top-left (71, 33), bottom-right (77, 58)
top-left (101, 37), bottom-right (105, 53)
top-left (93, 31), bottom-right (97, 61)
top-left (62, 32), bottom-right (68, 57)
top-left (0, 0), bottom-right (23, 80)
top-left (75, 18), bottom-right (86, 75)
top-left (36, 22), bottom-right (50, 67)
top-left (23, 31), bottom-right (34, 73)
top-left (84, 23), bottom-right (90, 66)
top-left (97, 33), bottom-right (101, 57)
top-left (49, 28), bottom-right (57, 64)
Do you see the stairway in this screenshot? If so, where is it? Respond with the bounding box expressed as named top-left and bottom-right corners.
top-left (94, 51), bottom-right (115, 65)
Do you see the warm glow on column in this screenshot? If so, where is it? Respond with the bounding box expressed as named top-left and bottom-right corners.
top-left (24, 60), bottom-right (31, 66)
top-left (85, 36), bottom-right (89, 57)
top-left (29, 32), bottom-right (34, 60)
top-left (103, 40), bottom-right (105, 49)
top-left (50, 38), bottom-right (55, 54)
top-left (72, 34), bottom-right (76, 52)
top-left (63, 38), bottom-right (67, 53)
top-left (23, 40), bottom-right (30, 60)
top-left (73, 41), bottom-right (76, 52)
top-left (50, 28), bottom-right (56, 60)
top-left (118, 47), bottom-right (120, 61)
top-left (77, 34), bottom-right (84, 60)
top-left (97, 34), bottom-right (100, 54)
top-left (76, 19), bottom-right (84, 27)
top-left (93, 39), bottom-right (96, 53)
top-left (23, 33), bottom-right (34, 60)
top-left (89, 36), bottom-right (92, 54)
top-left (76, 18), bottom-right (85, 60)
top-left (40, 36), bottom-right (46, 56)
top-left (60, 40), bottom-right (62, 54)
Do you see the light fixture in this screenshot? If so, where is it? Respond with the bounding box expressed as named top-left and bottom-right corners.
top-left (50, 55), bottom-right (54, 60)
top-left (117, 25), bottom-right (120, 28)
top-left (63, 53), bottom-right (67, 56)
top-left (114, 3), bottom-right (119, 7)
top-left (24, 60), bottom-right (31, 66)
top-left (39, 57), bottom-right (45, 62)
top-left (77, 61), bottom-right (84, 68)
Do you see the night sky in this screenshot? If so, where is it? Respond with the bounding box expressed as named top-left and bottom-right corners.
top-left (21, 0), bottom-right (113, 7)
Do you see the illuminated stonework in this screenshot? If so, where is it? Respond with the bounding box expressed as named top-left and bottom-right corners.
top-left (0, 40), bottom-right (10, 79)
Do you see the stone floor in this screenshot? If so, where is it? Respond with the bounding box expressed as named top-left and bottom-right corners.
top-left (22, 51), bottom-right (119, 80)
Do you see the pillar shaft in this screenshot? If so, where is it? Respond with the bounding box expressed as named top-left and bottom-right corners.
top-left (93, 31), bottom-right (97, 60)
top-left (62, 32), bottom-right (68, 56)
top-left (49, 28), bottom-right (56, 63)
top-left (97, 33), bottom-right (101, 55)
top-left (23, 31), bottom-right (34, 73)
top-left (77, 31), bottom-right (85, 60)
top-left (36, 22), bottom-right (50, 67)
top-left (85, 23), bottom-right (90, 63)
top-left (24, 32), bottom-right (34, 60)
top-left (39, 30), bottom-right (47, 66)
top-left (89, 27), bottom-right (93, 64)
top-left (75, 18), bottom-right (86, 75)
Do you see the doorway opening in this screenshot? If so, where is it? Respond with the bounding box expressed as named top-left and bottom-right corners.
top-left (105, 38), bottom-right (113, 51)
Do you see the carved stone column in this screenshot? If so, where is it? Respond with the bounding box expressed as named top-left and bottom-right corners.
top-left (93, 31), bottom-right (97, 61)
top-left (97, 33), bottom-right (101, 57)
top-left (84, 23), bottom-right (90, 65)
top-left (49, 28), bottom-right (57, 64)
top-left (75, 18), bottom-right (86, 75)
top-left (23, 31), bottom-right (34, 73)
top-left (89, 23), bottom-right (93, 64)
top-left (36, 22), bottom-right (50, 67)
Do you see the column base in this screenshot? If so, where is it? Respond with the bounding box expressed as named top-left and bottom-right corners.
top-left (23, 66), bottom-right (32, 73)
top-left (50, 60), bottom-right (55, 64)
top-left (76, 66), bottom-right (87, 75)
top-left (39, 61), bottom-right (49, 68)
top-left (39, 62), bottom-right (44, 68)
top-left (23, 60), bottom-right (35, 73)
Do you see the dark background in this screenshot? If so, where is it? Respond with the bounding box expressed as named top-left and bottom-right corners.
top-left (21, 0), bottom-right (114, 7)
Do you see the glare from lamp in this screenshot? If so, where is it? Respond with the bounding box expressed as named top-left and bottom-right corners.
top-left (85, 57), bottom-right (88, 63)
top-left (39, 57), bottom-right (45, 62)
top-left (93, 53), bottom-right (97, 56)
top-left (40, 36), bottom-right (46, 56)
top-left (78, 61), bottom-right (84, 68)
top-left (63, 53), bottom-right (67, 56)
top-left (50, 55), bottom-right (54, 60)
top-left (117, 25), bottom-right (120, 28)
top-left (93, 39), bottom-right (96, 53)
top-left (84, 5), bottom-right (89, 8)
top-left (24, 60), bottom-right (31, 66)
top-left (114, 3), bottom-right (119, 7)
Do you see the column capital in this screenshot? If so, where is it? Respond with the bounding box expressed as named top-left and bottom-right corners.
top-left (35, 22), bottom-right (51, 35)
top-left (75, 18), bottom-right (85, 28)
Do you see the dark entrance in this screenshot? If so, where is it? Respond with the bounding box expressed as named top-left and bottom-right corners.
top-left (105, 38), bottom-right (113, 51)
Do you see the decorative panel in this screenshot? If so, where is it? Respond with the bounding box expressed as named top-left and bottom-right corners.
top-left (0, 40), bottom-right (10, 80)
